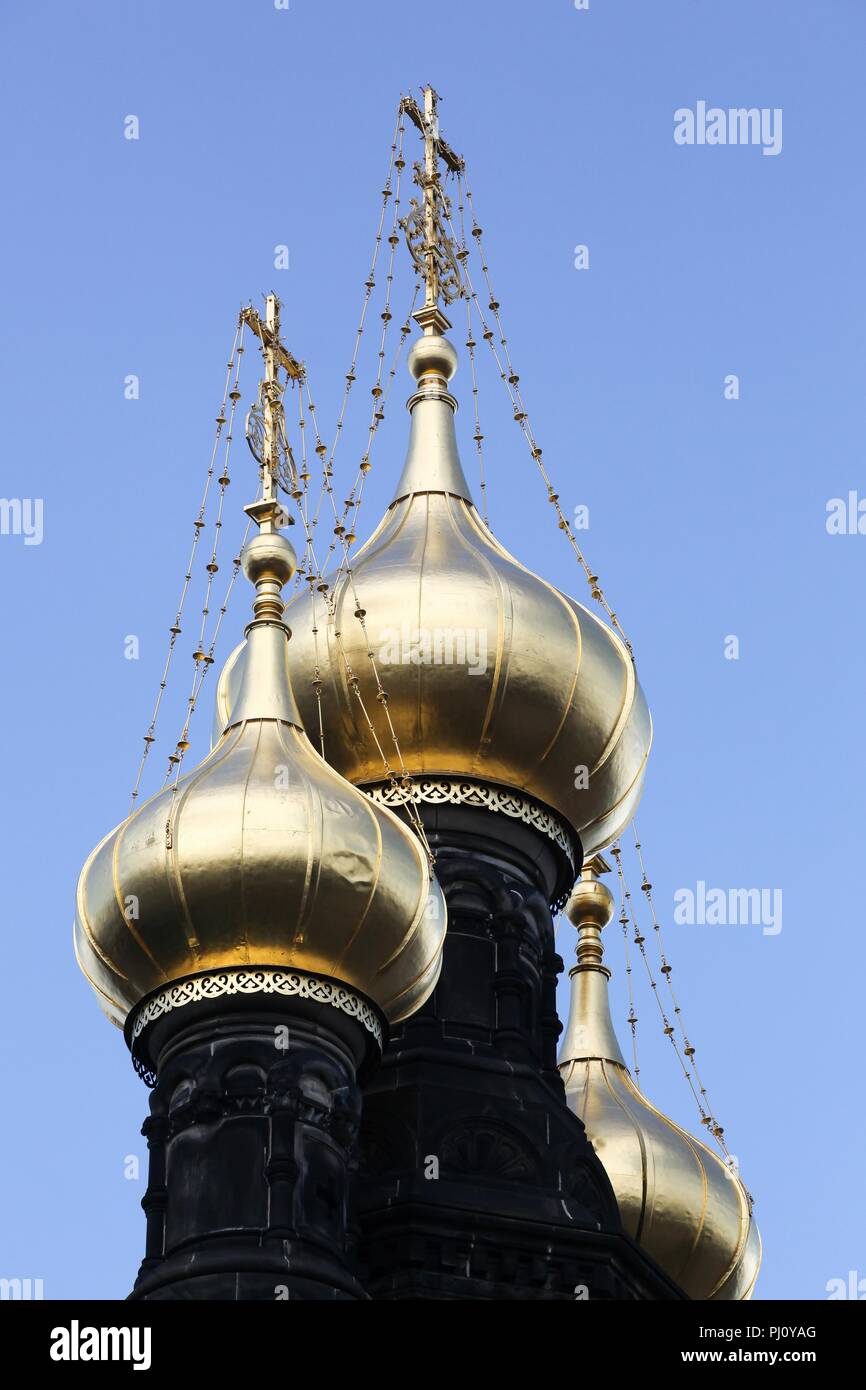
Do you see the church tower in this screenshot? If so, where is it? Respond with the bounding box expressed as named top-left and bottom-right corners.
top-left (74, 298), bottom-right (447, 1300)
top-left (75, 88), bottom-right (760, 1300)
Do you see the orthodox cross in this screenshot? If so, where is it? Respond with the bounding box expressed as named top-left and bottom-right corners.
top-left (400, 86), bottom-right (465, 333)
top-left (240, 293), bottom-right (304, 530)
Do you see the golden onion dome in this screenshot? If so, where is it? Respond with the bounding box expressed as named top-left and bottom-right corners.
top-left (215, 331), bottom-right (652, 861)
top-left (75, 527), bottom-right (446, 1033)
top-left (558, 863), bottom-right (761, 1300)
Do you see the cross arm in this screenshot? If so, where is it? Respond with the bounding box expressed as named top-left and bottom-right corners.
top-left (400, 93), bottom-right (464, 173)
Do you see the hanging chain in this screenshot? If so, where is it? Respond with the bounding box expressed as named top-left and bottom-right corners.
top-left (276, 107), bottom-right (433, 859)
top-left (301, 112), bottom-right (411, 590)
top-left (128, 317), bottom-right (244, 810)
top-left (161, 322), bottom-right (247, 787)
top-left (298, 101), bottom-right (407, 579)
top-left (451, 167), bottom-right (748, 1178)
top-left (295, 288), bottom-right (417, 598)
top-left (455, 177), bottom-right (489, 523)
top-left (613, 859), bottom-right (641, 1087)
top-left (164, 521), bottom-right (252, 801)
top-left (449, 168), bottom-right (741, 1161)
top-left (295, 382), bottom-right (327, 760)
top-left (296, 353), bottom-right (433, 862)
top-left (611, 841), bottom-right (733, 1162)
top-left (628, 819), bottom-right (736, 1167)
top-left (450, 172), bottom-right (632, 656)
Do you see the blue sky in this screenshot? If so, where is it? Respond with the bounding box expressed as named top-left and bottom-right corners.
top-left (0, 0), bottom-right (863, 1301)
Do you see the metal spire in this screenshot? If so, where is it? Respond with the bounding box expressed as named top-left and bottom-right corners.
top-left (218, 294), bottom-right (306, 730)
top-left (388, 88), bottom-right (474, 506)
top-left (558, 855), bottom-right (628, 1069)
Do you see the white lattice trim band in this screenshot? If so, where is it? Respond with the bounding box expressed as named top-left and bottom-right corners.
top-left (365, 777), bottom-right (576, 869)
top-left (129, 969), bottom-right (384, 1050)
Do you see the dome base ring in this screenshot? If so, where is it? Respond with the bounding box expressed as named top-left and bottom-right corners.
top-left (125, 965), bottom-right (386, 1087)
top-left (364, 776), bottom-right (580, 909)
